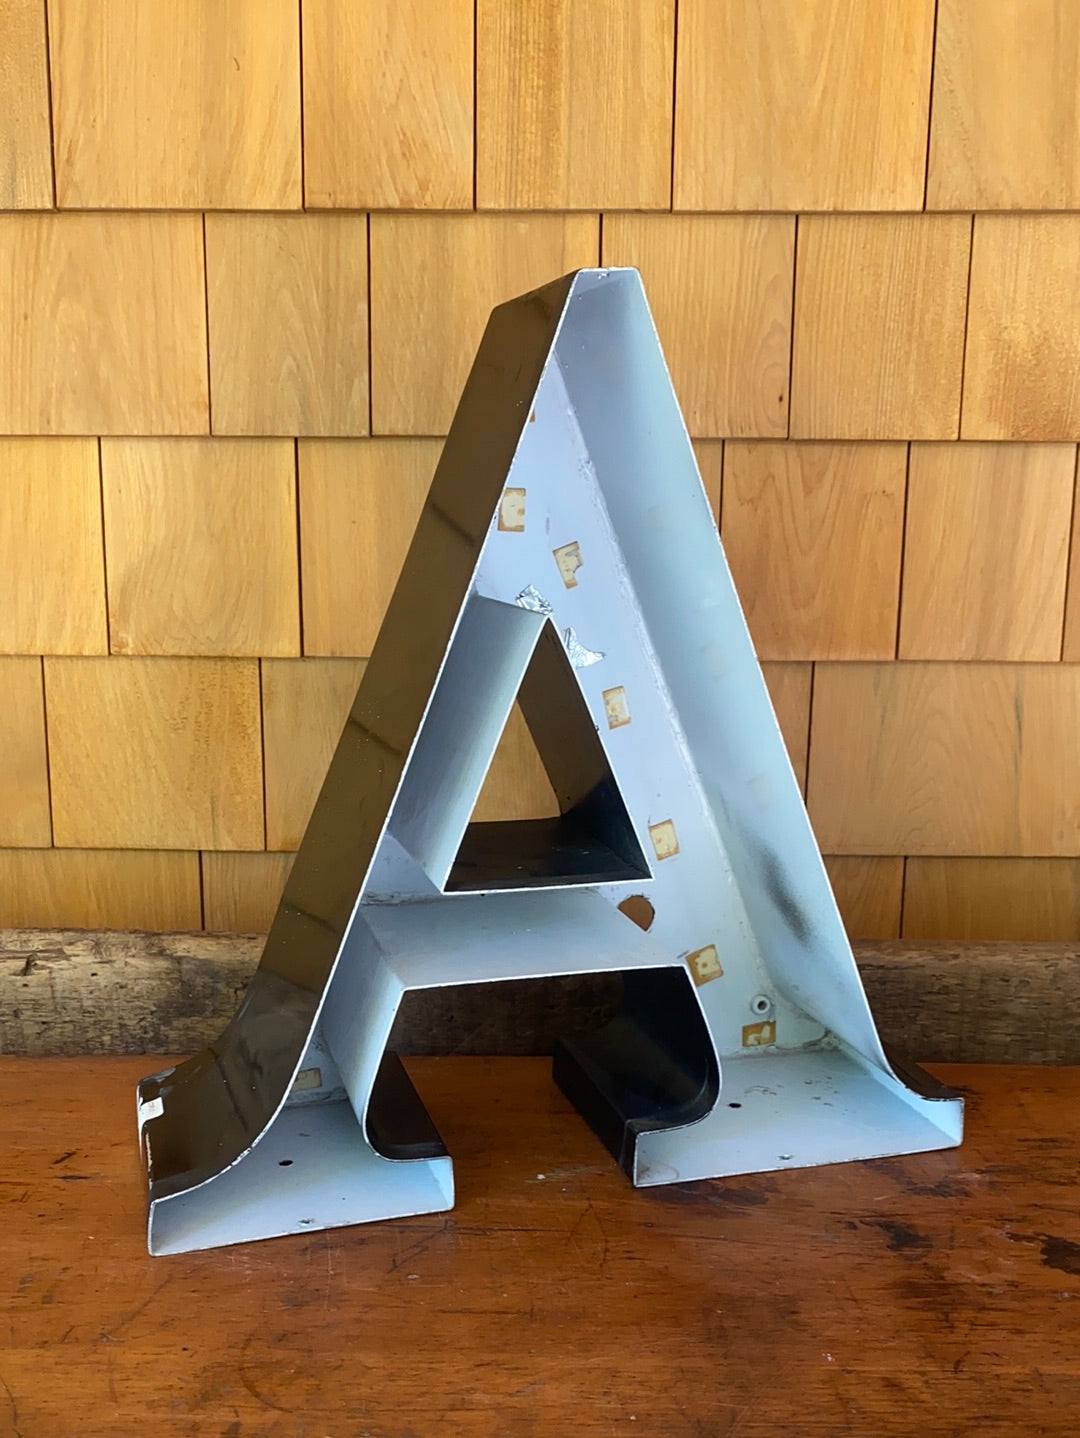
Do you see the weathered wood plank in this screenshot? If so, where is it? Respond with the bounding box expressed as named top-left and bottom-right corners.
top-left (0, 930), bottom-right (259, 1058)
top-left (2, 930), bottom-right (1076, 1063)
top-left (0, 1056), bottom-right (1078, 1435)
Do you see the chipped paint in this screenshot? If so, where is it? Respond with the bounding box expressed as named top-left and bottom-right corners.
top-left (602, 685), bottom-right (631, 727)
top-left (137, 1095), bottom-right (164, 1133)
top-left (648, 819), bottom-right (679, 861)
top-left (686, 944), bottom-right (723, 986)
top-left (742, 1020), bottom-right (777, 1048)
top-left (563, 626), bottom-right (604, 668)
top-left (552, 540), bottom-right (583, 588)
top-left (618, 895), bottom-right (655, 931)
top-left (498, 487), bottom-right (526, 532)
top-left (292, 1067), bottom-right (323, 1093)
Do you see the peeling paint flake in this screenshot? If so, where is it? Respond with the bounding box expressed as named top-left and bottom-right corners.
top-left (742, 1020), bottom-right (777, 1048)
top-left (648, 819), bottom-right (680, 861)
top-left (553, 540), bottom-right (583, 588)
top-left (687, 944), bottom-right (723, 986)
top-left (602, 685), bottom-right (631, 727)
top-left (137, 1095), bottom-right (164, 1132)
top-left (498, 487), bottom-right (526, 532)
top-left (618, 895), bottom-right (655, 931)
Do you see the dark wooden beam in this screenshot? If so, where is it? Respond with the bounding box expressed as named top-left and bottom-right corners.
top-left (2, 928), bottom-right (1077, 1063)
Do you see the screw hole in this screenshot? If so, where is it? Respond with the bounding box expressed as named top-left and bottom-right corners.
top-left (728, 1102), bottom-right (742, 1109)
top-left (778, 1153), bottom-right (792, 1162)
top-left (750, 993), bottom-right (773, 1016)
top-left (278, 1159), bottom-right (293, 1167)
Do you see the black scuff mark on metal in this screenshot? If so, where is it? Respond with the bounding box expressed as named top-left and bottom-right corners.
top-left (758, 848), bottom-right (812, 945)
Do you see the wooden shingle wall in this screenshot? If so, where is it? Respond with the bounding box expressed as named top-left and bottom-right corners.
top-left (2, 0), bottom-right (1080, 943)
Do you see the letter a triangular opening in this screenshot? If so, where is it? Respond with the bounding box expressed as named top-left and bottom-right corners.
top-left (137, 268), bottom-right (963, 1255)
top-left (388, 600), bottom-right (650, 892)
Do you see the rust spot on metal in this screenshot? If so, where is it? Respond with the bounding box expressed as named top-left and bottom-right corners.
top-left (648, 819), bottom-right (679, 861)
top-left (618, 895), bottom-right (655, 931)
top-left (552, 540), bottom-right (583, 588)
top-left (686, 944), bottom-right (723, 986)
top-left (602, 685), bottom-right (631, 728)
top-left (742, 1020), bottom-right (776, 1048)
top-left (498, 487), bottom-right (526, 532)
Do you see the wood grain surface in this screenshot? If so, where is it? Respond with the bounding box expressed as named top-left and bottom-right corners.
top-left (0, 849), bottom-right (201, 930)
top-left (675, 0), bottom-right (934, 211)
top-left (824, 856), bottom-right (905, 940)
top-left (962, 215), bottom-right (1080, 441)
top-left (0, 213), bottom-right (208, 434)
top-left (0, 1056), bottom-right (1078, 1436)
top-left (205, 213), bottom-right (369, 437)
top-left (200, 851), bottom-right (295, 934)
top-left (928, 0), bottom-right (1080, 209)
top-left (0, 658), bottom-right (51, 847)
top-left (904, 858), bottom-right (1080, 943)
top-left (4, 929), bottom-right (1080, 1064)
top-left (370, 213), bottom-right (599, 435)
top-left (44, 658), bottom-right (264, 851)
top-left (0, 0), bottom-right (52, 207)
top-left (1064, 476), bottom-right (1080, 662)
top-left (0, 438), bottom-right (107, 655)
top-left (899, 443), bottom-right (1074, 660)
top-left (477, 0), bottom-right (674, 209)
top-left (298, 439), bottom-right (440, 655)
top-left (602, 214), bottom-right (794, 438)
top-left (723, 442), bottom-right (906, 659)
top-left (303, 0), bottom-right (473, 209)
top-left (101, 439), bottom-right (300, 658)
top-left (50, 0), bottom-right (301, 208)
top-left (808, 663), bottom-right (1080, 856)
top-left (261, 657), bottom-right (368, 850)
top-left (791, 215), bottom-right (971, 440)
top-left (4, 10), bottom-right (1080, 941)
top-left (760, 662), bottom-right (811, 793)
top-left (472, 704), bottom-right (560, 823)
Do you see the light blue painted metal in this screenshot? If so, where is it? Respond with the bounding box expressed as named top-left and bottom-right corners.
top-left (137, 269), bottom-right (962, 1254)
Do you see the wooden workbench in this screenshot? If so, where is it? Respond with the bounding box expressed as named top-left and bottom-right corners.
top-left (1, 1056), bottom-right (1078, 1436)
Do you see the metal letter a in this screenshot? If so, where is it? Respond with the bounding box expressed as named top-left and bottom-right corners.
top-left (137, 270), bottom-right (961, 1254)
